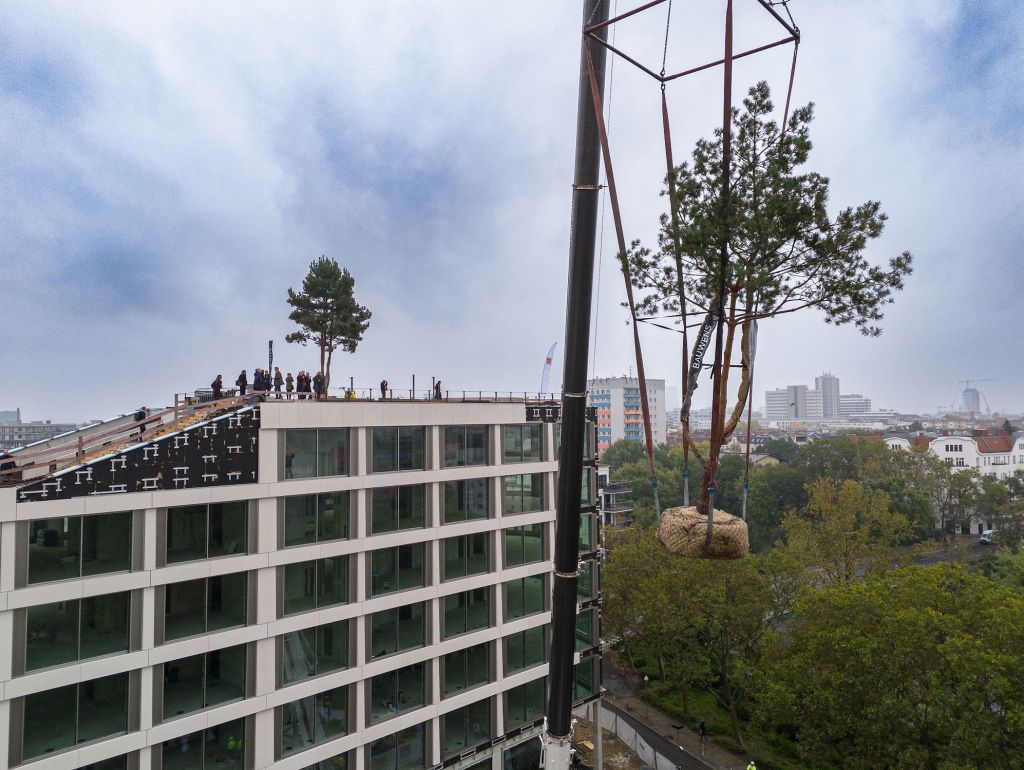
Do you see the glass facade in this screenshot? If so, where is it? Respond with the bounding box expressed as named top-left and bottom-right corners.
top-left (442, 698), bottom-right (490, 757)
top-left (371, 484), bottom-right (426, 533)
top-left (283, 492), bottom-right (350, 546)
top-left (22, 673), bottom-right (128, 761)
top-left (24, 591), bottom-right (129, 672)
top-left (164, 573), bottom-right (247, 641)
top-left (574, 658), bottom-right (599, 700)
top-left (504, 626), bottom-right (546, 674)
top-left (443, 426), bottom-right (488, 467)
top-left (285, 428), bottom-right (350, 479)
top-left (27, 513), bottom-right (131, 584)
top-left (369, 544), bottom-right (425, 596)
top-left (504, 575), bottom-right (545, 620)
top-left (503, 425), bottom-right (543, 463)
top-left (577, 560), bottom-right (595, 601)
top-left (443, 643), bottom-right (489, 697)
top-left (372, 426), bottom-right (425, 473)
top-left (502, 474), bottom-right (544, 514)
top-left (370, 602), bottom-right (426, 659)
top-left (579, 513), bottom-right (596, 552)
top-left (504, 524), bottom-right (545, 567)
top-left (281, 685), bottom-right (349, 755)
top-left (443, 478), bottom-right (490, 523)
top-left (369, 663), bottom-right (425, 724)
top-left (283, 557), bottom-right (349, 615)
top-left (166, 501), bottom-right (247, 563)
top-left (504, 677), bottom-right (546, 729)
top-left (443, 533), bottom-right (489, 580)
top-left (281, 620), bottom-right (350, 685)
top-left (161, 716), bottom-right (245, 770)
top-left (369, 723), bottom-right (426, 770)
top-left (303, 751), bottom-right (350, 770)
top-left (576, 608), bottom-right (596, 650)
top-left (163, 644), bottom-right (246, 719)
top-left (443, 587), bottom-right (490, 638)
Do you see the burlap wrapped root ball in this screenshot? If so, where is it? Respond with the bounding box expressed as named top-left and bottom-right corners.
top-left (657, 506), bottom-right (749, 559)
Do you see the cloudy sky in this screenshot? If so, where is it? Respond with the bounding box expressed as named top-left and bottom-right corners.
top-left (2, 1), bottom-right (1021, 423)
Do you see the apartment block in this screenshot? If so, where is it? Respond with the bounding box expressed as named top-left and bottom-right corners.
top-left (586, 377), bottom-right (665, 452)
top-left (0, 399), bottom-right (601, 770)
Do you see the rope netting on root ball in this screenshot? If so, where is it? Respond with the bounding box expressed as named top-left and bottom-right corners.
top-left (586, 0), bottom-right (800, 559)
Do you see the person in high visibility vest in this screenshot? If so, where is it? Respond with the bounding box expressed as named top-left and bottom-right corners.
top-left (746, 761), bottom-right (757, 770)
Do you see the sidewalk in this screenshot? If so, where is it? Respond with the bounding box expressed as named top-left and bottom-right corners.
top-left (602, 651), bottom-right (748, 770)
top-left (603, 690), bottom-right (747, 770)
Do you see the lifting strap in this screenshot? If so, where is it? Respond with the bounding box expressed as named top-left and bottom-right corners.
top-left (585, 43), bottom-right (661, 522)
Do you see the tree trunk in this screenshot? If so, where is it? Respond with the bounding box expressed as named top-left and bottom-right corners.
top-left (325, 347), bottom-right (334, 395)
top-left (727, 695), bottom-right (744, 746)
top-left (681, 686), bottom-right (691, 718)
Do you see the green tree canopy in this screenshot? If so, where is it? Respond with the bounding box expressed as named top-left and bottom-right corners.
top-left (760, 437), bottom-right (798, 465)
top-left (286, 256), bottom-right (371, 392)
top-left (600, 439), bottom-right (647, 473)
top-left (754, 565), bottom-right (1024, 769)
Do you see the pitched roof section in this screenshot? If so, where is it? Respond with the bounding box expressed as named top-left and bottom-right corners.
top-left (975, 435), bottom-right (1013, 454)
top-left (16, 407), bottom-right (259, 503)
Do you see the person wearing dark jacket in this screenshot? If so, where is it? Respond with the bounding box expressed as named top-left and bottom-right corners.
top-left (285, 372), bottom-right (294, 399)
top-left (380, 378), bottom-right (388, 399)
top-left (211, 375), bottom-right (223, 400)
top-left (236, 370), bottom-right (248, 396)
top-left (433, 380), bottom-right (442, 400)
top-left (273, 367), bottom-right (284, 399)
top-left (313, 371), bottom-right (324, 400)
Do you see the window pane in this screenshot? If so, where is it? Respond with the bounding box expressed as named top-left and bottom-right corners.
top-left (81, 512), bottom-right (131, 576)
top-left (504, 527), bottom-right (524, 567)
top-left (284, 495), bottom-right (317, 547)
top-left (370, 548), bottom-right (396, 596)
top-left (398, 427), bottom-right (425, 470)
top-left (165, 578), bottom-right (206, 640)
top-left (444, 427), bottom-right (465, 468)
top-left (317, 620), bottom-right (349, 674)
top-left (28, 516), bottom-right (81, 583)
top-left (443, 706), bottom-right (468, 756)
top-left (506, 575), bottom-right (544, 621)
top-left (205, 717), bottom-right (245, 769)
top-left (370, 671), bottom-right (396, 724)
top-left (466, 426), bottom-right (488, 466)
top-left (318, 492), bottom-right (350, 541)
top-left (281, 628), bottom-right (317, 684)
top-left (371, 608), bottom-right (398, 659)
top-left (505, 678), bottom-right (546, 729)
top-left (467, 533), bottom-right (488, 575)
top-left (206, 644), bottom-right (247, 707)
top-left (372, 487), bottom-right (399, 534)
top-left (503, 426), bottom-right (523, 464)
top-left (397, 485), bottom-right (426, 530)
top-left (317, 556), bottom-right (348, 607)
top-left (282, 696), bottom-right (315, 755)
top-left (209, 501), bottom-right (247, 558)
top-left (397, 602), bottom-right (425, 653)
top-left (577, 561), bottom-right (594, 601)
top-left (576, 609), bottom-right (594, 650)
top-left (579, 514), bottom-right (594, 552)
top-left (522, 425), bottom-right (543, 462)
top-left (574, 658), bottom-right (597, 701)
top-left (26, 598), bottom-right (79, 671)
top-left (208, 572), bottom-right (247, 631)
top-left (164, 653), bottom-right (205, 718)
top-left (77, 672), bottom-right (128, 743)
top-left (318, 429), bottom-right (350, 477)
top-left (443, 537), bottom-right (463, 581)
top-left (23, 682), bottom-right (76, 759)
top-left (397, 662), bottom-right (425, 712)
top-left (444, 479), bottom-right (489, 524)
top-left (397, 544), bottom-right (425, 591)
top-left (315, 684), bottom-right (348, 741)
top-left (306, 752), bottom-right (350, 770)
top-left (162, 730), bottom-right (202, 770)
top-left (505, 474), bottom-right (544, 513)
top-left (523, 626), bottom-right (546, 668)
top-left (468, 698), bottom-right (490, 746)
top-left (444, 593), bottom-right (467, 638)
top-left (82, 756), bottom-right (128, 770)
top-left (524, 524), bottom-right (545, 564)
top-left (284, 561), bottom-right (316, 615)
top-left (166, 505), bottom-right (208, 563)
top-left (371, 723), bottom-right (426, 770)
top-left (372, 427), bottom-right (398, 473)
top-left (79, 591), bottom-right (129, 661)
top-left (285, 429), bottom-right (318, 479)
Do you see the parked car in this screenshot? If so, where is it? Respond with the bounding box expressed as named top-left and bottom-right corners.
top-left (980, 529), bottom-right (996, 544)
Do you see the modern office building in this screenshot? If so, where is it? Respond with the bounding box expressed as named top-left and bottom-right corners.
top-left (814, 373), bottom-right (840, 419)
top-left (0, 410), bottom-right (82, 451)
top-left (586, 377), bottom-right (665, 453)
top-left (839, 394), bottom-right (872, 418)
top-left (764, 386), bottom-right (823, 421)
top-left (0, 397), bottom-right (601, 770)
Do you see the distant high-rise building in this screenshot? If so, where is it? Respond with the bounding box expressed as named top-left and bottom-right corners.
top-left (0, 411), bottom-right (80, 451)
top-left (962, 387), bottom-right (982, 414)
top-left (815, 372), bottom-right (841, 418)
top-left (588, 376), bottom-right (665, 451)
top-left (764, 386), bottom-right (823, 420)
top-left (840, 394), bottom-right (873, 417)
top-left (765, 389), bottom-right (791, 420)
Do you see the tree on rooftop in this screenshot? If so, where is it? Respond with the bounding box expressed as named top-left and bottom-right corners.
top-left (626, 82), bottom-right (912, 515)
top-left (286, 257), bottom-right (371, 394)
